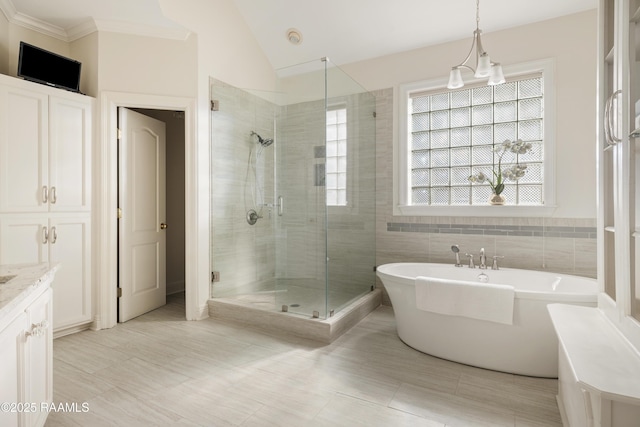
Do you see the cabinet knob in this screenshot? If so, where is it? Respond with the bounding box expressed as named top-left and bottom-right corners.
top-left (26, 320), bottom-right (49, 338)
top-left (160, 223), bottom-right (168, 230)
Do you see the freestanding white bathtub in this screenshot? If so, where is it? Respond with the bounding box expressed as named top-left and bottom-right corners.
top-left (376, 263), bottom-right (598, 377)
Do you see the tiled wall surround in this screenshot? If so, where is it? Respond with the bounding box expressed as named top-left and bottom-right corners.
top-left (373, 87), bottom-right (597, 305)
top-left (387, 222), bottom-right (597, 239)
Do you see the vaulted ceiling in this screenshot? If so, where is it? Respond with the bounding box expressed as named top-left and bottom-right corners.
top-left (3, 0), bottom-right (597, 69)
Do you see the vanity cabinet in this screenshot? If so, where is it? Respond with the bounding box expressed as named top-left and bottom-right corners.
top-left (0, 74), bottom-right (92, 336)
top-left (0, 277), bottom-right (54, 427)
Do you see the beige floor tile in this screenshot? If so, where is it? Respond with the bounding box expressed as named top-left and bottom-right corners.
top-left (46, 293), bottom-right (562, 427)
top-left (314, 393), bottom-right (444, 427)
top-left (390, 383), bottom-right (515, 427)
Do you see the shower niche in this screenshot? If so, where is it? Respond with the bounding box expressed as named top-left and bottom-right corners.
top-left (209, 58), bottom-right (377, 322)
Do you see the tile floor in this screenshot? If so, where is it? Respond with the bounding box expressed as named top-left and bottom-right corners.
top-left (45, 293), bottom-right (562, 426)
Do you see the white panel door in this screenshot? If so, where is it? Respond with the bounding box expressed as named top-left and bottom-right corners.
top-left (48, 215), bottom-right (92, 330)
top-left (118, 108), bottom-right (166, 322)
top-left (49, 96), bottom-right (92, 212)
top-left (0, 215), bottom-right (49, 265)
top-left (0, 85), bottom-right (48, 213)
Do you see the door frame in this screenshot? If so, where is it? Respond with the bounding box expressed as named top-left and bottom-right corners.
top-left (95, 91), bottom-right (207, 329)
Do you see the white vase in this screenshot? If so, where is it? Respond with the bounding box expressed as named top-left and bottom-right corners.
top-left (490, 193), bottom-right (506, 205)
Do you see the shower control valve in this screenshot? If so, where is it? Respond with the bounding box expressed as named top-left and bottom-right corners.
top-left (246, 209), bottom-right (262, 225)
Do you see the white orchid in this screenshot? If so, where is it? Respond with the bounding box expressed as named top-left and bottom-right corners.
top-left (468, 139), bottom-right (532, 196)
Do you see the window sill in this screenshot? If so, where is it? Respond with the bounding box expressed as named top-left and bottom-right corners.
top-left (395, 204), bottom-right (558, 217)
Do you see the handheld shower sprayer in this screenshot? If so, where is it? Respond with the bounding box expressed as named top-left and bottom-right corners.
top-left (451, 245), bottom-right (463, 267)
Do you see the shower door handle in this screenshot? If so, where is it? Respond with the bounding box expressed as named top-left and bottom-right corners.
top-left (277, 196), bottom-right (284, 216)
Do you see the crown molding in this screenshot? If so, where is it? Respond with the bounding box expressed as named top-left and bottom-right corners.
top-left (92, 19), bottom-right (191, 41)
top-left (0, 0), bottom-right (190, 42)
top-left (0, 0), bottom-right (15, 22)
top-left (0, 0), bottom-right (68, 41)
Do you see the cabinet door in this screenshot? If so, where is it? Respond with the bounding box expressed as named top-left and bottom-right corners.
top-left (24, 288), bottom-right (52, 427)
top-left (49, 215), bottom-right (91, 331)
top-left (0, 312), bottom-right (26, 427)
top-left (0, 85), bottom-right (49, 213)
top-left (49, 96), bottom-right (92, 212)
top-left (0, 216), bottom-right (49, 265)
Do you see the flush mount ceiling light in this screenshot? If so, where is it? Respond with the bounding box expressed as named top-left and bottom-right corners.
top-left (286, 28), bottom-right (303, 45)
top-left (447, 0), bottom-right (505, 89)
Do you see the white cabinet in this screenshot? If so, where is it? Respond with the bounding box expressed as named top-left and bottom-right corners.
top-left (0, 310), bottom-right (26, 427)
top-left (0, 82), bottom-right (91, 213)
top-left (0, 284), bottom-right (53, 427)
top-left (0, 215), bottom-right (91, 332)
top-left (24, 288), bottom-right (53, 427)
top-left (0, 74), bottom-right (93, 335)
top-left (554, 0), bottom-right (640, 425)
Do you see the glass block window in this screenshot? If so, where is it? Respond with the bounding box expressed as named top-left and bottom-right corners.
top-left (409, 75), bottom-right (544, 206)
top-left (326, 107), bottom-right (347, 206)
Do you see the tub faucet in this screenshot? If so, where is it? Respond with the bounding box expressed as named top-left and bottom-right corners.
top-left (464, 253), bottom-right (475, 268)
top-left (479, 248), bottom-right (487, 269)
top-left (492, 255), bottom-right (505, 270)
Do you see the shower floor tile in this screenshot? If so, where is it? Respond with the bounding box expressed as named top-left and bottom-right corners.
top-left (46, 292), bottom-right (562, 427)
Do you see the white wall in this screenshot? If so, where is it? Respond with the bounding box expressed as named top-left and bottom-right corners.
top-left (159, 0), bottom-right (276, 92)
top-left (342, 10), bottom-right (598, 219)
top-left (70, 33), bottom-right (99, 96)
top-left (96, 31), bottom-right (198, 97)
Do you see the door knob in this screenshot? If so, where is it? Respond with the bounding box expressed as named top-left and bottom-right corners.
top-left (160, 223), bottom-right (168, 230)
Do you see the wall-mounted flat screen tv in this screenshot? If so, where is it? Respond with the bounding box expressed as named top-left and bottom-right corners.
top-left (17, 41), bottom-right (82, 93)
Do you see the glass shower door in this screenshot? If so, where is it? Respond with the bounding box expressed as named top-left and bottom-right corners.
top-left (274, 59), bottom-right (329, 318)
top-left (325, 60), bottom-right (377, 315)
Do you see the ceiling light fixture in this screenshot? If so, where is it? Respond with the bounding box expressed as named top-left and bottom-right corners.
top-left (447, 0), bottom-right (505, 89)
top-left (286, 28), bottom-right (303, 45)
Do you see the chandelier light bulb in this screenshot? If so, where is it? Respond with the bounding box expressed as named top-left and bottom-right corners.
top-left (447, 68), bottom-right (464, 89)
top-left (475, 52), bottom-right (491, 78)
top-left (488, 63), bottom-right (506, 86)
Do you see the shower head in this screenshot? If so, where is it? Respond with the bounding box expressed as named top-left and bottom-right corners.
top-left (251, 131), bottom-right (274, 147)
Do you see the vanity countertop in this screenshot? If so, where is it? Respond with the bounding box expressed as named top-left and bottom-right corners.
top-left (0, 263), bottom-right (59, 326)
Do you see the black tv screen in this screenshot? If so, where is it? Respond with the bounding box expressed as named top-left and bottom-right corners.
top-left (17, 41), bottom-right (81, 93)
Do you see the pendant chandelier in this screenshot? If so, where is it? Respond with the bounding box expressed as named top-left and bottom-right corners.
top-left (447, 0), bottom-right (505, 89)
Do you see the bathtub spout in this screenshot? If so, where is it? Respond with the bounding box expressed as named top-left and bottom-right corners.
top-left (479, 248), bottom-right (487, 269)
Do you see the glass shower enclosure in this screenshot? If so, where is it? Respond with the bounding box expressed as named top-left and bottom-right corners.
top-left (210, 58), bottom-right (376, 319)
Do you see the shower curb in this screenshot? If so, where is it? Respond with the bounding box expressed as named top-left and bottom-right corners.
top-left (207, 289), bottom-right (382, 344)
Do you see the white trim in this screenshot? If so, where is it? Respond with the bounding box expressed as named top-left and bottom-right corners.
top-left (96, 91), bottom-right (204, 330)
top-left (395, 58), bottom-right (557, 217)
top-left (0, 3), bottom-right (191, 42)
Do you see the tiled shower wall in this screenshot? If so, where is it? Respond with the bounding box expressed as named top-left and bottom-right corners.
top-left (373, 88), bottom-right (597, 305)
top-left (276, 93), bottom-right (377, 303)
top-left (210, 78), bottom-right (377, 308)
top-left (210, 79), bottom-right (276, 297)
